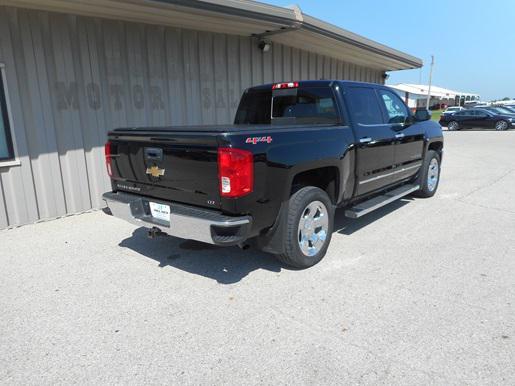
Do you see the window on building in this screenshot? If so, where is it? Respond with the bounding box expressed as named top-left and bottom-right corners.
top-left (0, 68), bottom-right (15, 161)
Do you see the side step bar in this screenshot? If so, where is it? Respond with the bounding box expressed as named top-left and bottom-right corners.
top-left (345, 184), bottom-right (420, 219)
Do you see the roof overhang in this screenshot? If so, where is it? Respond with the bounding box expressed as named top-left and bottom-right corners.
top-left (4, 0), bottom-right (423, 71)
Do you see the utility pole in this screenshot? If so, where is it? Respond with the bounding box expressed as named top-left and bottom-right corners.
top-left (426, 55), bottom-right (434, 109)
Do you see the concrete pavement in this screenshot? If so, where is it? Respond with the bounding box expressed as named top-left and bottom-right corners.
top-left (1, 131), bottom-right (514, 384)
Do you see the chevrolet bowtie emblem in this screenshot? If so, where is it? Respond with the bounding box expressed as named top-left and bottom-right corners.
top-left (146, 165), bottom-right (165, 178)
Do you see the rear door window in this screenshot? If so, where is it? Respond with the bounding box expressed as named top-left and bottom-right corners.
top-left (345, 87), bottom-right (384, 125)
top-left (475, 110), bottom-right (490, 117)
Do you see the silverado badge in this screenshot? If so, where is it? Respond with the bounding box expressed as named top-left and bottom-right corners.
top-left (146, 165), bottom-right (165, 178)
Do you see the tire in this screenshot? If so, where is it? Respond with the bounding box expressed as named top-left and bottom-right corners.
top-left (413, 150), bottom-right (441, 198)
top-left (447, 120), bottom-right (459, 131)
top-left (275, 187), bottom-right (334, 269)
top-left (495, 120), bottom-right (509, 131)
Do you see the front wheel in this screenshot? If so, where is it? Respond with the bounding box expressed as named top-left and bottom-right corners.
top-left (413, 150), bottom-right (441, 198)
top-left (275, 187), bottom-right (334, 269)
top-left (495, 120), bottom-right (509, 131)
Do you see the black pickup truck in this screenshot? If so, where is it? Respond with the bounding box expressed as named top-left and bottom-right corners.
top-left (103, 81), bottom-right (443, 268)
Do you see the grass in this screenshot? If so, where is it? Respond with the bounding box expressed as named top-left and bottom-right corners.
top-left (431, 109), bottom-right (443, 121)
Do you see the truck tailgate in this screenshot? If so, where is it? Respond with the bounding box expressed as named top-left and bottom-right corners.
top-left (108, 130), bottom-right (220, 209)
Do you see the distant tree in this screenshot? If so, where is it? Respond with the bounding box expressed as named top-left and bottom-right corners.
top-left (502, 97), bottom-right (511, 101)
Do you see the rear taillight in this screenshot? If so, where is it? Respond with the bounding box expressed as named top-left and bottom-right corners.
top-left (104, 141), bottom-right (113, 177)
top-left (217, 147), bottom-right (253, 198)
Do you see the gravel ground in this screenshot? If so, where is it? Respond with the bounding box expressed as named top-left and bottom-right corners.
top-left (1, 131), bottom-right (514, 385)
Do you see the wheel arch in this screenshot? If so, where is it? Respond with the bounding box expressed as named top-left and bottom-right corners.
top-left (290, 166), bottom-right (340, 205)
top-left (428, 140), bottom-right (443, 156)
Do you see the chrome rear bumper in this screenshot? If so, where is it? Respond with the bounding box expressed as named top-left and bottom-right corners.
top-left (102, 191), bottom-right (252, 246)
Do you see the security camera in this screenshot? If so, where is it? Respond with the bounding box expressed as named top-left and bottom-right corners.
top-left (382, 72), bottom-right (390, 80)
top-left (258, 39), bottom-right (271, 52)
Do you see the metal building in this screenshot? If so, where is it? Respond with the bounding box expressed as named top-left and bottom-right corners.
top-left (389, 83), bottom-right (480, 108)
top-left (0, 0), bottom-right (422, 229)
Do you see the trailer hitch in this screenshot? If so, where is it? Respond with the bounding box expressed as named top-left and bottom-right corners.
top-left (147, 227), bottom-right (166, 239)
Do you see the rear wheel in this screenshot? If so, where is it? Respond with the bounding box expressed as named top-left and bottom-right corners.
top-left (447, 121), bottom-right (459, 131)
top-left (413, 150), bottom-right (441, 198)
top-left (275, 187), bottom-right (334, 269)
top-left (495, 120), bottom-right (509, 131)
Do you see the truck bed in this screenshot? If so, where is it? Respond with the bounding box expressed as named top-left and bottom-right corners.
top-left (107, 121), bottom-right (342, 218)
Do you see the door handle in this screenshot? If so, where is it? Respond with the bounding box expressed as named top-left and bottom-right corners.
top-left (359, 137), bottom-right (372, 143)
top-left (395, 133), bottom-right (405, 139)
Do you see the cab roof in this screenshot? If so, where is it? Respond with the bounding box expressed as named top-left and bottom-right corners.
top-left (248, 80), bottom-right (390, 91)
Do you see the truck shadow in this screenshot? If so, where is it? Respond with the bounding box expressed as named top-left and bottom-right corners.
top-left (333, 198), bottom-right (412, 235)
top-left (119, 228), bottom-right (281, 285)
top-left (118, 198), bottom-right (412, 284)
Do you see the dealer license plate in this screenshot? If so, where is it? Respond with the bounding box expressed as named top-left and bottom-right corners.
top-left (149, 202), bottom-right (170, 222)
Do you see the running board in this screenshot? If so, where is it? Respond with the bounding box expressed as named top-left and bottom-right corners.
top-left (345, 184), bottom-right (420, 219)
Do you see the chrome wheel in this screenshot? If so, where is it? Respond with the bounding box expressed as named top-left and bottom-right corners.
top-left (495, 120), bottom-right (508, 131)
top-left (427, 158), bottom-right (439, 192)
top-left (448, 121), bottom-right (459, 131)
top-left (298, 200), bottom-right (329, 257)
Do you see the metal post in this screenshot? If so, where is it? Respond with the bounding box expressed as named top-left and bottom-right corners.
top-left (425, 55), bottom-right (434, 109)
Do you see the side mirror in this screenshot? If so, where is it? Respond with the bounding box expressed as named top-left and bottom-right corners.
top-left (414, 109), bottom-right (431, 121)
top-left (403, 115), bottom-right (415, 126)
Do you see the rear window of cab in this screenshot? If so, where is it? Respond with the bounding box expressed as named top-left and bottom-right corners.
top-left (235, 86), bottom-right (340, 125)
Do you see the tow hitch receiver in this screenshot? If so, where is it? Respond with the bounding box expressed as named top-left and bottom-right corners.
top-left (147, 227), bottom-right (166, 239)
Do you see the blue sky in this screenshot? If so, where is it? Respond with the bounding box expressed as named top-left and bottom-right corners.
top-left (264, 0), bottom-right (515, 101)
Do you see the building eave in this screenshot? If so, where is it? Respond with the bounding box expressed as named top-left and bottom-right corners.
top-left (3, 0), bottom-right (423, 71)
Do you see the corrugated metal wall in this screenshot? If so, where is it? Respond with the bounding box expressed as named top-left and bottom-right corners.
top-left (0, 6), bottom-right (383, 228)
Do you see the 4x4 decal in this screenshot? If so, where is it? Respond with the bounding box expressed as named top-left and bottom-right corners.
top-left (245, 136), bottom-right (273, 145)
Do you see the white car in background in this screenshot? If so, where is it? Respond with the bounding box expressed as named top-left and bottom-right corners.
top-left (441, 106), bottom-right (464, 116)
